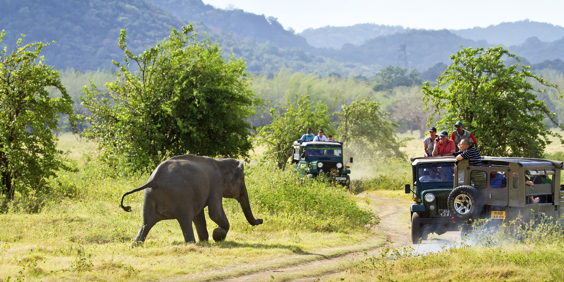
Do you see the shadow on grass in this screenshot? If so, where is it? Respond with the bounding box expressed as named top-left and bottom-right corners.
top-left (171, 240), bottom-right (329, 257)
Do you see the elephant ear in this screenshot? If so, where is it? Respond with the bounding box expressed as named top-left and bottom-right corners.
top-left (231, 161), bottom-right (244, 187)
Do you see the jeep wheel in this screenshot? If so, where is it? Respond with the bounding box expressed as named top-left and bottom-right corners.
top-left (448, 185), bottom-right (483, 221)
top-left (411, 213), bottom-right (423, 244)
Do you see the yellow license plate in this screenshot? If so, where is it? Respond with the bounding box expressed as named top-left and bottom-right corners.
top-left (491, 211), bottom-right (506, 219)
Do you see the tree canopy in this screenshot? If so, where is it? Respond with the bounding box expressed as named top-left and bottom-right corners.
top-left (422, 46), bottom-right (563, 157)
top-left (0, 31), bottom-right (76, 200)
top-left (336, 99), bottom-right (405, 160)
top-left (258, 94), bottom-right (332, 170)
top-left (82, 25), bottom-right (259, 172)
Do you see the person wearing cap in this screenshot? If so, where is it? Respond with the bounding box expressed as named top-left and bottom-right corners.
top-left (313, 128), bottom-right (328, 142)
top-left (451, 121), bottom-right (477, 150)
top-left (432, 130), bottom-right (456, 157)
top-left (423, 127), bottom-right (437, 157)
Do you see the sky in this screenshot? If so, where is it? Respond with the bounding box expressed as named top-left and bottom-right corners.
top-left (202, 0), bottom-right (564, 33)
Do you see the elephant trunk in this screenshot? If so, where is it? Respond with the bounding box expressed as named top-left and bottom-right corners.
top-left (239, 188), bottom-right (263, 226)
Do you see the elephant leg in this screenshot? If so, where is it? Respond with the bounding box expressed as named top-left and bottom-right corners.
top-left (208, 201), bottom-right (230, 242)
top-left (176, 212), bottom-right (196, 243)
top-left (193, 209), bottom-right (209, 242)
top-left (133, 201), bottom-right (160, 245)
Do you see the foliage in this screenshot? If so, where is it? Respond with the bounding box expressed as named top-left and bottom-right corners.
top-left (242, 163), bottom-right (377, 233)
top-left (336, 99), bottom-right (406, 160)
top-left (0, 31), bottom-right (76, 201)
top-left (257, 94), bottom-right (332, 170)
top-left (250, 69), bottom-right (378, 127)
top-left (422, 46), bottom-right (564, 157)
top-left (373, 65), bottom-right (423, 91)
top-left (82, 25), bottom-right (258, 172)
top-left (387, 88), bottom-right (428, 138)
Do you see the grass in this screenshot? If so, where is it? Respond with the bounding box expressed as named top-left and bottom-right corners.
top-left (333, 216), bottom-right (564, 281)
top-left (0, 133), bottom-right (384, 281)
top-left (2, 131), bottom-right (564, 281)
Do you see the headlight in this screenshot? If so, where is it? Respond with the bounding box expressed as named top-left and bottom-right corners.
top-left (336, 163), bottom-right (343, 169)
top-left (424, 193), bottom-right (435, 202)
top-left (317, 162), bottom-right (323, 168)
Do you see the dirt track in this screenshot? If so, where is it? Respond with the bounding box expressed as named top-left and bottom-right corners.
top-left (216, 193), bottom-right (421, 282)
top-left (179, 192), bottom-right (462, 282)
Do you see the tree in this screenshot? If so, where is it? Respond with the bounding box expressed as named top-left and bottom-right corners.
top-left (336, 99), bottom-right (405, 159)
top-left (82, 25), bottom-right (259, 172)
top-left (389, 89), bottom-right (428, 138)
top-left (374, 65), bottom-right (423, 91)
top-left (258, 94), bottom-right (331, 170)
top-left (0, 31), bottom-right (76, 200)
top-left (422, 46), bottom-right (563, 157)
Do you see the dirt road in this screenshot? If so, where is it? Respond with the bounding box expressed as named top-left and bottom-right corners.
top-left (178, 192), bottom-right (462, 282)
top-left (214, 192), bottom-right (464, 282)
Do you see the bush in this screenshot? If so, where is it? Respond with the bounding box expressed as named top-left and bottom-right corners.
top-left (236, 164), bottom-right (378, 233)
top-left (350, 172), bottom-right (411, 193)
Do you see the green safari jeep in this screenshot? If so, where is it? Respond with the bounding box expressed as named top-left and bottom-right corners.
top-left (405, 156), bottom-right (564, 243)
top-left (291, 140), bottom-right (352, 187)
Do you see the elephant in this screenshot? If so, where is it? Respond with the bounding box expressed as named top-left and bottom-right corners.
top-left (120, 154), bottom-right (263, 243)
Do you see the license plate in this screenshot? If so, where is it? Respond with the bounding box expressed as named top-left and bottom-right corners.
top-left (439, 209), bottom-right (450, 217)
top-left (335, 177), bottom-right (347, 181)
top-left (491, 211), bottom-right (506, 219)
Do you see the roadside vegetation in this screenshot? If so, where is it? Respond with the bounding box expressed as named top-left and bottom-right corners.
top-left (337, 216), bottom-right (564, 281)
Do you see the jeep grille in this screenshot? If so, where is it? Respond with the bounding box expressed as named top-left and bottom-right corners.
top-left (436, 196), bottom-right (448, 211)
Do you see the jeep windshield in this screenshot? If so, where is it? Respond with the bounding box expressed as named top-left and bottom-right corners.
top-left (306, 146), bottom-right (342, 158)
top-left (417, 165), bottom-right (455, 183)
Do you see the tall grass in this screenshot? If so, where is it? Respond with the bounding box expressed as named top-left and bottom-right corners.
top-left (238, 164), bottom-right (378, 233)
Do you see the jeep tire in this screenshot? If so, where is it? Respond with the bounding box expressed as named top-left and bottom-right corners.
top-left (448, 185), bottom-right (483, 221)
top-left (411, 212), bottom-right (423, 243)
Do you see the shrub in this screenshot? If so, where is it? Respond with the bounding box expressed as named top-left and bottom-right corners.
top-left (236, 164), bottom-right (378, 233)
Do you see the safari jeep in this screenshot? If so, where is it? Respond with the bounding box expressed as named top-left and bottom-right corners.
top-left (405, 156), bottom-right (564, 243)
top-left (291, 140), bottom-right (352, 187)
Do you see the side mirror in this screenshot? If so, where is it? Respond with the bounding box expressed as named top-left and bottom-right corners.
top-left (405, 184), bottom-right (411, 194)
top-left (350, 157), bottom-right (353, 163)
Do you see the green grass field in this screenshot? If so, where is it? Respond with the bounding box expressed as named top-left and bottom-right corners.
top-left (0, 133), bottom-right (384, 281)
top-left (1, 131), bottom-right (563, 281)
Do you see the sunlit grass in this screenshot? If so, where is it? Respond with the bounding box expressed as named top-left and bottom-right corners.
top-left (0, 133), bottom-right (384, 281)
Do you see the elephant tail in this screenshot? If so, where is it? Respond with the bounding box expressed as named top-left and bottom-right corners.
top-left (120, 182), bottom-right (152, 212)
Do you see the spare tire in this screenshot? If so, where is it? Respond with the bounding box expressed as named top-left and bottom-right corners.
top-left (448, 185), bottom-right (483, 221)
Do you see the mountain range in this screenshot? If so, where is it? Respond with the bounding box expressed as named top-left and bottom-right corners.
top-left (2, 0), bottom-right (564, 75)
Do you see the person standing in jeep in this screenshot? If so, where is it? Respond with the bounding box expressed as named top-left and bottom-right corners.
top-left (300, 128), bottom-right (315, 141)
top-left (423, 127), bottom-right (437, 157)
top-left (456, 139), bottom-right (482, 166)
top-left (451, 121), bottom-right (477, 150)
top-left (432, 131), bottom-right (456, 157)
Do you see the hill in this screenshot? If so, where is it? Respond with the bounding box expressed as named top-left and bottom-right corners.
top-left (508, 36), bottom-right (564, 63)
top-left (314, 29), bottom-right (491, 71)
top-left (451, 20), bottom-right (564, 46)
top-left (143, 0), bottom-right (309, 49)
top-left (0, 0), bottom-right (186, 70)
top-left (299, 24), bottom-right (405, 49)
